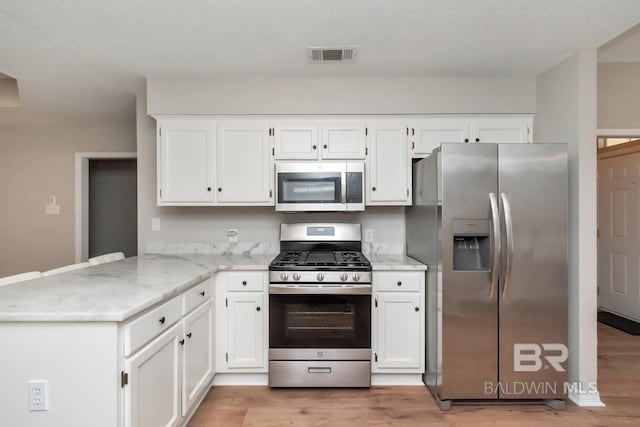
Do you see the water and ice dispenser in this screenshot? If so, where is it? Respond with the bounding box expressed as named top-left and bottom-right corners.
top-left (452, 219), bottom-right (491, 271)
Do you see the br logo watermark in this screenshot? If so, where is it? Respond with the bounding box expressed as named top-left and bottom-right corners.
top-left (513, 343), bottom-right (568, 372)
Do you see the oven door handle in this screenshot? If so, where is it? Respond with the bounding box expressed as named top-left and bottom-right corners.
top-left (268, 284), bottom-right (372, 295)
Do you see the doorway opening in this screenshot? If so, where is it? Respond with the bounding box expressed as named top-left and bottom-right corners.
top-left (597, 135), bottom-right (640, 333)
top-left (75, 152), bottom-right (137, 262)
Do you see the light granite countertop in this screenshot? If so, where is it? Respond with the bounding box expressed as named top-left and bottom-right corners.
top-left (0, 253), bottom-right (275, 323)
top-left (366, 254), bottom-right (428, 271)
top-left (0, 252), bottom-right (426, 322)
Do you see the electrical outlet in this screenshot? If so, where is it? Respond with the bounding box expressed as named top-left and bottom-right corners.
top-left (151, 217), bottom-right (161, 231)
top-left (28, 380), bottom-right (48, 411)
top-left (227, 229), bottom-right (238, 243)
top-left (364, 228), bottom-right (374, 242)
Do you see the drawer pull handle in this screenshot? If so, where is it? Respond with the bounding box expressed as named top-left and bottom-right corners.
top-left (415, 307), bottom-right (420, 312)
top-left (179, 339), bottom-right (185, 346)
top-left (200, 291), bottom-right (206, 296)
top-left (256, 306), bottom-right (261, 312)
top-left (187, 332), bottom-right (192, 339)
top-left (308, 367), bottom-right (332, 374)
top-left (397, 281), bottom-right (402, 286)
top-left (159, 316), bottom-right (166, 324)
top-left (242, 281), bottom-right (247, 286)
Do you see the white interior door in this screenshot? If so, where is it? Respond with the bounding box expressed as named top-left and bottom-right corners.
top-left (598, 151), bottom-right (640, 321)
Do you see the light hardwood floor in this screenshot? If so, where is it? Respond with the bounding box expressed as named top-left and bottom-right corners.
top-left (189, 323), bottom-right (640, 426)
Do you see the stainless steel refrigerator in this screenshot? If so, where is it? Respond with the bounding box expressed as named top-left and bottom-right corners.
top-left (406, 143), bottom-right (568, 410)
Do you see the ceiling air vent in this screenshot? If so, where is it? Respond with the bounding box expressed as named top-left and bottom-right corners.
top-left (307, 47), bottom-right (357, 63)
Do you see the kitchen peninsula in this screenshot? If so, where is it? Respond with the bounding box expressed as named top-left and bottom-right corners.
top-left (0, 253), bottom-right (425, 427)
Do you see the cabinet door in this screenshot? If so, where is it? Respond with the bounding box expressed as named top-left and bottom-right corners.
top-left (374, 293), bottom-right (422, 370)
top-left (182, 301), bottom-right (214, 416)
top-left (157, 120), bottom-right (215, 204)
top-left (321, 123), bottom-right (367, 159)
top-left (124, 323), bottom-right (182, 427)
top-left (227, 292), bottom-right (265, 369)
top-left (216, 122), bottom-right (273, 204)
top-left (366, 123), bottom-right (411, 205)
top-left (470, 118), bottom-right (531, 144)
top-left (411, 119), bottom-right (470, 157)
top-left (273, 123), bottom-right (319, 159)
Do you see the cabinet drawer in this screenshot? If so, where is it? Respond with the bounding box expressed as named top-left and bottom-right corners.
top-left (227, 272), bottom-right (265, 292)
top-left (375, 272), bottom-right (422, 292)
top-left (183, 278), bottom-right (213, 314)
top-left (124, 296), bottom-right (182, 356)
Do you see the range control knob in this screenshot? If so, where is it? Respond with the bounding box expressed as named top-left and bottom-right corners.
top-left (353, 273), bottom-right (361, 282)
top-left (293, 272), bottom-right (301, 281)
top-left (340, 273), bottom-right (348, 282)
top-left (317, 273), bottom-right (325, 281)
top-left (280, 272), bottom-right (289, 281)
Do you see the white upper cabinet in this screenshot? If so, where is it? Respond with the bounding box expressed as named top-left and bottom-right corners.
top-left (470, 117), bottom-right (532, 144)
top-left (216, 122), bottom-right (273, 205)
top-left (157, 119), bottom-right (215, 204)
top-left (410, 119), bottom-right (470, 157)
top-left (366, 122), bottom-right (411, 205)
top-left (273, 123), bottom-right (319, 159)
top-left (321, 123), bottom-right (367, 159)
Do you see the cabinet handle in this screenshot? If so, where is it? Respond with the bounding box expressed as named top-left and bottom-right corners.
top-left (207, 187), bottom-right (212, 192)
top-left (372, 186), bottom-right (376, 191)
top-left (179, 339), bottom-right (185, 346)
top-left (464, 138), bottom-right (469, 143)
top-left (218, 188), bottom-right (222, 192)
top-left (159, 316), bottom-right (166, 324)
top-left (200, 291), bottom-right (206, 296)
top-left (256, 306), bottom-right (261, 311)
top-left (187, 332), bottom-right (192, 339)
top-left (475, 138), bottom-right (480, 142)
top-left (415, 307), bottom-right (420, 312)
top-left (323, 144), bottom-right (328, 149)
top-left (397, 281), bottom-right (402, 286)
top-left (312, 145), bottom-right (317, 150)
top-left (242, 280), bottom-right (247, 286)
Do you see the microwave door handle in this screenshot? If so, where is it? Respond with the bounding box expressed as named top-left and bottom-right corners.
top-left (341, 172), bottom-right (347, 203)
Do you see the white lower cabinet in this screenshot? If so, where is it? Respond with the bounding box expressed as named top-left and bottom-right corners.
top-left (182, 300), bottom-right (214, 415)
top-left (123, 279), bottom-right (215, 427)
top-left (216, 272), bottom-right (268, 372)
top-left (372, 271), bottom-right (425, 373)
top-left (124, 323), bottom-right (182, 427)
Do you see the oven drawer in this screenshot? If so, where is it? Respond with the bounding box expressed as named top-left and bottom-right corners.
top-left (375, 272), bottom-right (421, 292)
top-left (269, 360), bottom-right (371, 387)
top-left (227, 272), bottom-right (265, 292)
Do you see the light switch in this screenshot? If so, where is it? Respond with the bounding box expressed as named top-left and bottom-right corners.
top-left (151, 218), bottom-right (161, 231)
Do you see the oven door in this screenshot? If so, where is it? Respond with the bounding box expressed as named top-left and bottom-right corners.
top-left (269, 287), bottom-right (371, 351)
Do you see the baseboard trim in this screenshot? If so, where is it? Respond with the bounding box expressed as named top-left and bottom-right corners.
top-left (568, 391), bottom-right (606, 407)
top-left (371, 373), bottom-right (424, 386)
top-left (212, 373), bottom-right (269, 386)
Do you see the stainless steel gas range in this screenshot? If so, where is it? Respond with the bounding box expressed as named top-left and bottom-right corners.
top-left (268, 223), bottom-right (372, 388)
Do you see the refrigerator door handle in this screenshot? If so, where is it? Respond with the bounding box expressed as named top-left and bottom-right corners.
top-left (489, 192), bottom-right (500, 299)
top-left (501, 192), bottom-right (514, 299)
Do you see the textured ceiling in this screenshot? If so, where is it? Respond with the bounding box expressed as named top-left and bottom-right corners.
top-left (1, 0), bottom-right (639, 125)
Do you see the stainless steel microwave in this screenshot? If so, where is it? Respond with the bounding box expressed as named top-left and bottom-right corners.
top-left (275, 162), bottom-right (365, 212)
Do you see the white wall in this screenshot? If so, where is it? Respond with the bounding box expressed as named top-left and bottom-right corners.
top-left (139, 76), bottom-right (536, 254)
top-left (535, 50), bottom-right (601, 406)
top-left (147, 76), bottom-right (536, 115)
top-left (0, 125), bottom-right (136, 276)
top-left (597, 62), bottom-right (640, 129)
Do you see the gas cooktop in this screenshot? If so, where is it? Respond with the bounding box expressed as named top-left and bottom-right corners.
top-left (270, 250), bottom-right (371, 271)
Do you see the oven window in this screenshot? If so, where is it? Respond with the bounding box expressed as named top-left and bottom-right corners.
top-left (278, 173), bottom-right (341, 203)
top-left (269, 294), bottom-right (371, 349)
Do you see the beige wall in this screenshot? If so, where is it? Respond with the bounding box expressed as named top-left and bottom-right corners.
top-left (598, 62), bottom-right (640, 129)
top-left (0, 126), bottom-right (136, 276)
top-left (535, 50), bottom-right (601, 405)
